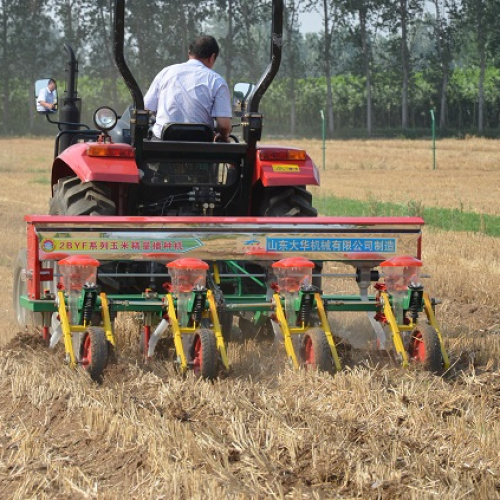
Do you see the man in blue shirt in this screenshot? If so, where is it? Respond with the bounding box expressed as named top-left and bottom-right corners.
top-left (37, 79), bottom-right (57, 112)
top-left (144, 35), bottom-right (232, 142)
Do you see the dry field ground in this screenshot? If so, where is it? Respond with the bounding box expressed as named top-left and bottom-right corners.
top-left (277, 137), bottom-right (500, 216)
top-left (0, 137), bottom-right (499, 499)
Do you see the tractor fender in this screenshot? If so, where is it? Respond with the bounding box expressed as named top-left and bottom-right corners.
top-left (253, 145), bottom-right (320, 187)
top-left (51, 142), bottom-right (140, 192)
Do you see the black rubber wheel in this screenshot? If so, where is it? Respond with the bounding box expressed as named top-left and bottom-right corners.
top-left (13, 249), bottom-right (43, 329)
top-left (255, 186), bottom-right (318, 217)
top-left (300, 327), bottom-right (334, 373)
top-left (50, 175), bottom-right (118, 294)
top-left (49, 176), bottom-right (116, 215)
top-left (253, 186), bottom-right (322, 289)
top-left (219, 312), bottom-right (233, 344)
top-left (409, 323), bottom-right (443, 373)
top-left (191, 328), bottom-right (218, 380)
top-left (80, 327), bottom-right (109, 382)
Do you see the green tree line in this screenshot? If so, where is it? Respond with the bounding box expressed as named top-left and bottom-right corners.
top-left (2, 0), bottom-right (500, 138)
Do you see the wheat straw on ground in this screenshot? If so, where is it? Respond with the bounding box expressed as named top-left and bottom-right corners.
top-left (0, 138), bottom-right (499, 498)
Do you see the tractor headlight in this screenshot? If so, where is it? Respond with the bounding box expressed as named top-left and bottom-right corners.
top-left (93, 107), bottom-right (118, 132)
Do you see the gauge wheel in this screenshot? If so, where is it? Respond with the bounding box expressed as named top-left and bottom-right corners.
top-left (300, 327), bottom-right (334, 373)
top-left (219, 312), bottom-right (234, 344)
top-left (191, 328), bottom-right (218, 380)
top-left (409, 323), bottom-right (443, 373)
top-left (80, 327), bottom-right (109, 382)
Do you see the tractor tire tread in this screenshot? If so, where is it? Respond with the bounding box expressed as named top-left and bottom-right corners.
top-left (50, 176), bottom-right (116, 216)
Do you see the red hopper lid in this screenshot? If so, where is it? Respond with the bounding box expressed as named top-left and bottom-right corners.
top-left (59, 255), bottom-right (100, 267)
top-left (380, 255), bottom-right (422, 267)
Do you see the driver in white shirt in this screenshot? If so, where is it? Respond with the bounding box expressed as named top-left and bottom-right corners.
top-left (144, 35), bottom-right (232, 142)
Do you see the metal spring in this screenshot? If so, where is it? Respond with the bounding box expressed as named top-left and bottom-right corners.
top-left (408, 286), bottom-right (424, 321)
top-left (108, 301), bottom-right (117, 322)
top-left (83, 291), bottom-right (94, 324)
top-left (299, 293), bottom-right (313, 325)
top-left (192, 292), bottom-right (205, 325)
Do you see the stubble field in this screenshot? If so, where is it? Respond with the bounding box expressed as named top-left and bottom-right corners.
top-left (0, 137), bottom-right (499, 499)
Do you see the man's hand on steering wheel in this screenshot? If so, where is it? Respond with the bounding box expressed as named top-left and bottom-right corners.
top-left (214, 132), bottom-right (230, 143)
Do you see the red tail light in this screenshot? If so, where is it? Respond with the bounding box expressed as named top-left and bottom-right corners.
top-left (87, 143), bottom-right (135, 158)
top-left (259, 148), bottom-right (307, 161)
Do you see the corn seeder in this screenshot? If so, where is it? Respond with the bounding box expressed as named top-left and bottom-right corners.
top-left (53, 255), bottom-right (115, 381)
top-left (19, 0), bottom-right (449, 381)
top-left (13, 214), bottom-right (450, 381)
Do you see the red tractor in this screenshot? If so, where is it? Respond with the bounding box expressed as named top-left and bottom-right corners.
top-left (37, 0), bottom-right (319, 297)
top-left (23, 0), bottom-right (447, 380)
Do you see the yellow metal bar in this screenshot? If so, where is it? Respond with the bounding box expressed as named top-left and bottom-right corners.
top-left (100, 293), bottom-right (116, 346)
top-left (206, 290), bottom-right (229, 370)
top-left (381, 291), bottom-right (409, 367)
top-left (423, 292), bottom-right (450, 370)
top-left (398, 325), bottom-right (415, 331)
top-left (315, 292), bottom-right (342, 372)
top-left (213, 263), bottom-right (221, 285)
top-left (69, 325), bottom-right (86, 332)
top-left (273, 293), bottom-right (299, 369)
top-left (166, 293), bottom-right (188, 373)
top-left (178, 326), bottom-right (198, 334)
top-left (57, 291), bottom-right (77, 368)
top-left (288, 327), bottom-right (307, 334)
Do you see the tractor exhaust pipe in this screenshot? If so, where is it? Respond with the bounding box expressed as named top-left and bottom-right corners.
top-left (58, 44), bottom-right (81, 152)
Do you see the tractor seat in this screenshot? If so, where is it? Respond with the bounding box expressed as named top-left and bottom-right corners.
top-left (161, 123), bottom-right (213, 142)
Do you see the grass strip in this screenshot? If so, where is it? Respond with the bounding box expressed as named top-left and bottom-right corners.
top-left (314, 196), bottom-right (500, 238)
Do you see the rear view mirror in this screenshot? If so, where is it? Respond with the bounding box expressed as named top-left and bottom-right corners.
top-left (35, 78), bottom-right (58, 114)
top-left (233, 82), bottom-right (254, 117)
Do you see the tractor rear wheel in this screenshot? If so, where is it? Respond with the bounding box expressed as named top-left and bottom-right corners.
top-left (255, 185), bottom-right (322, 283)
top-left (255, 186), bottom-right (318, 217)
top-left (13, 249), bottom-right (43, 329)
top-left (80, 327), bottom-right (109, 382)
top-left (49, 176), bottom-right (116, 216)
top-left (409, 323), bottom-right (443, 373)
top-left (191, 328), bottom-right (218, 380)
top-left (50, 175), bottom-right (118, 294)
top-left (300, 328), bottom-right (334, 373)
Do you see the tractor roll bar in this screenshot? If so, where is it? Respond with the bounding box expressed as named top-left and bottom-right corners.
top-left (246, 0), bottom-right (283, 113)
top-left (114, 0), bottom-right (144, 111)
top-left (114, 0), bottom-right (150, 156)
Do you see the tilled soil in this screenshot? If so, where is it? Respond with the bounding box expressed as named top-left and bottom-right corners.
top-left (1, 327), bottom-right (499, 499)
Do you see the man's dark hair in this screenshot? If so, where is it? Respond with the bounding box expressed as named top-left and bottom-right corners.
top-left (48, 78), bottom-right (56, 85)
top-left (189, 35), bottom-right (219, 60)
